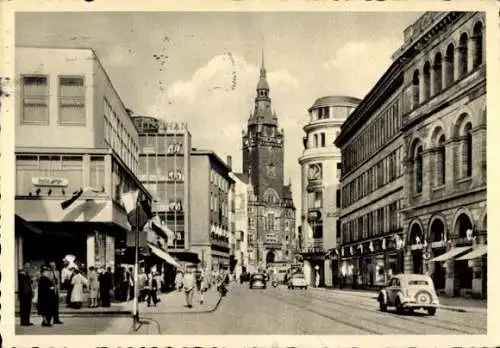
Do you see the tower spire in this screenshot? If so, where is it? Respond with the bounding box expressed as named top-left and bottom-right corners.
top-left (260, 46), bottom-right (266, 77)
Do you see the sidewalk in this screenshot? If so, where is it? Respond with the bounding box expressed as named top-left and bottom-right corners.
top-left (315, 287), bottom-right (487, 313)
top-left (15, 288), bottom-right (222, 317)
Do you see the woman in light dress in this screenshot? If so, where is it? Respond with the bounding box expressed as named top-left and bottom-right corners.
top-left (87, 266), bottom-right (99, 308)
top-left (70, 268), bottom-right (89, 309)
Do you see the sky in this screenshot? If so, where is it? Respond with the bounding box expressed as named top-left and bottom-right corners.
top-left (16, 11), bottom-right (423, 214)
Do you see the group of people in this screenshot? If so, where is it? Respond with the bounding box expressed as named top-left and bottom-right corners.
top-left (18, 259), bottom-right (116, 327)
top-left (174, 267), bottom-right (231, 308)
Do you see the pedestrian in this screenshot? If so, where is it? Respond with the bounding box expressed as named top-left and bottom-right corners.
top-left (61, 260), bottom-right (74, 307)
top-left (47, 262), bottom-right (63, 324)
top-left (146, 272), bottom-right (159, 307)
top-left (37, 265), bottom-right (57, 327)
top-left (175, 270), bottom-right (183, 292)
top-left (195, 268), bottom-right (206, 304)
top-left (88, 266), bottom-right (99, 308)
top-left (121, 267), bottom-right (129, 301)
top-left (70, 268), bottom-right (88, 309)
top-left (98, 267), bottom-right (112, 307)
top-left (182, 267), bottom-right (195, 308)
top-left (128, 267), bottom-right (134, 301)
top-left (18, 262), bottom-right (34, 326)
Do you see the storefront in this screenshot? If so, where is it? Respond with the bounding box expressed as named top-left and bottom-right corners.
top-left (339, 233), bottom-right (404, 289)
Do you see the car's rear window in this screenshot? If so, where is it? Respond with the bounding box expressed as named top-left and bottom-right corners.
top-left (409, 280), bottom-right (429, 285)
top-left (253, 275), bottom-right (264, 280)
top-left (293, 274), bottom-right (305, 278)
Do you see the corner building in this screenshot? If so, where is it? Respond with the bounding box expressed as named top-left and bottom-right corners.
top-left (15, 47), bottom-right (151, 272)
top-left (242, 55), bottom-right (296, 270)
top-left (298, 96), bottom-right (360, 287)
top-left (396, 12), bottom-right (486, 298)
top-left (335, 60), bottom-right (406, 288)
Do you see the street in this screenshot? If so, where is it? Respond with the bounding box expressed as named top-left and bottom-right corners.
top-left (17, 283), bottom-right (487, 335)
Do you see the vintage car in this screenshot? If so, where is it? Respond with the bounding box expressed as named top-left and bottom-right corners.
top-left (288, 273), bottom-right (308, 290)
top-left (378, 274), bottom-right (440, 316)
top-left (249, 273), bottom-right (267, 289)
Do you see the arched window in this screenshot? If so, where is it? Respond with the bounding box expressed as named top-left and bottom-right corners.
top-left (414, 145), bottom-right (423, 194)
top-left (464, 122), bottom-right (473, 177)
top-left (472, 22), bottom-right (484, 69)
top-left (458, 33), bottom-right (468, 78)
top-left (423, 61), bottom-right (431, 101)
top-left (444, 43), bottom-right (455, 88)
top-left (437, 134), bottom-right (446, 186)
top-left (433, 53), bottom-right (443, 95)
top-left (412, 70), bottom-right (420, 108)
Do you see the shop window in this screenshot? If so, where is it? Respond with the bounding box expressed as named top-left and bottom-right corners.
top-left (21, 76), bottom-right (49, 124)
top-left (59, 76), bottom-right (85, 125)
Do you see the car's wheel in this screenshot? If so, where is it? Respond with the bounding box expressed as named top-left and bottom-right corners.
top-left (395, 298), bottom-right (403, 314)
top-left (291, 286), bottom-right (294, 289)
top-left (304, 286), bottom-right (308, 290)
top-left (427, 307), bottom-right (436, 316)
top-left (379, 299), bottom-right (387, 312)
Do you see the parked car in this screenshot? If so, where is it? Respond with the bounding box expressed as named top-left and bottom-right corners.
top-left (249, 273), bottom-right (267, 289)
top-left (378, 274), bottom-right (440, 316)
top-left (288, 273), bottom-right (308, 290)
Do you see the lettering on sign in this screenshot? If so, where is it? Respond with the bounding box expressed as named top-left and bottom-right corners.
top-left (32, 177), bottom-right (68, 187)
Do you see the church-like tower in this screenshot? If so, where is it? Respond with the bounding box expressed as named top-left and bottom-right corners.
top-left (241, 51), bottom-right (296, 270)
top-left (242, 51), bottom-right (284, 202)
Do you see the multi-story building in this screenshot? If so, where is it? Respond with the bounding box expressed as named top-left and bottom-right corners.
top-left (335, 54), bottom-right (406, 289)
top-left (395, 12), bottom-right (486, 298)
top-left (190, 150), bottom-right (235, 272)
top-left (299, 96), bottom-right (360, 287)
top-left (229, 172), bottom-right (251, 279)
top-left (14, 47), bottom-right (151, 272)
top-left (241, 54), bottom-right (296, 271)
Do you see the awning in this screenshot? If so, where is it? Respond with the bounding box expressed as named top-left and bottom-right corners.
top-left (148, 243), bottom-right (181, 268)
top-left (15, 215), bottom-right (43, 234)
top-left (456, 245), bottom-right (487, 261)
top-left (429, 246), bottom-right (472, 262)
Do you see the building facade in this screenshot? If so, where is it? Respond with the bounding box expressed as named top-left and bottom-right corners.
top-left (299, 96), bottom-right (360, 287)
top-left (335, 56), bottom-right (406, 289)
top-left (395, 12), bottom-right (486, 298)
top-left (15, 47), bottom-right (151, 273)
top-left (190, 150), bottom-right (235, 272)
top-left (229, 173), bottom-right (250, 279)
top-left (241, 55), bottom-right (296, 271)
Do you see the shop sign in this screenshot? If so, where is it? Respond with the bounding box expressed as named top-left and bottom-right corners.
top-left (307, 210), bottom-right (322, 222)
top-left (32, 177), bottom-right (68, 187)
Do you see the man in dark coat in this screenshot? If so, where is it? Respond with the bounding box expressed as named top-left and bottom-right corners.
top-left (48, 261), bottom-right (63, 324)
top-left (37, 266), bottom-right (57, 327)
top-left (99, 267), bottom-right (112, 307)
top-left (18, 262), bottom-right (34, 326)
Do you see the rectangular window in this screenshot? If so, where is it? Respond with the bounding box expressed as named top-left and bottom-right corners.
top-left (59, 76), bottom-right (85, 125)
top-left (21, 76), bottom-right (49, 124)
top-left (90, 156), bottom-right (105, 193)
top-left (320, 133), bottom-right (326, 147)
top-left (336, 220), bottom-right (341, 238)
top-left (314, 191), bottom-right (322, 208)
top-left (336, 189), bottom-right (341, 208)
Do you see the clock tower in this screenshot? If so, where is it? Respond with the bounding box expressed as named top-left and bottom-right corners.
top-left (241, 50), bottom-right (296, 270)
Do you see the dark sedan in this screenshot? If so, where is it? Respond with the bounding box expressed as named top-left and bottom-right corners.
top-left (249, 273), bottom-right (267, 289)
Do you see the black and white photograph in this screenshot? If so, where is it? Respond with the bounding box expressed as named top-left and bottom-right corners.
top-left (1, 4), bottom-right (494, 342)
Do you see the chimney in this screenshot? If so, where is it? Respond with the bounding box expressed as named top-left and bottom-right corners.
top-left (227, 155), bottom-right (232, 171)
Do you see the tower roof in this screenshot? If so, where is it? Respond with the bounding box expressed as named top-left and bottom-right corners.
top-left (257, 47), bottom-right (270, 91)
top-left (248, 48), bottom-right (276, 126)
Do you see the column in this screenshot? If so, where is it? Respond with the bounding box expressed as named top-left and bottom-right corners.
top-left (468, 36), bottom-right (480, 72)
top-left (442, 56), bottom-right (453, 89)
top-left (471, 126), bottom-right (487, 187)
top-left (419, 74), bottom-right (426, 104)
top-left (453, 47), bottom-right (462, 81)
top-left (429, 66), bottom-right (436, 97)
top-left (471, 257), bottom-right (483, 299)
top-left (444, 140), bottom-right (457, 193)
top-left (444, 259), bottom-right (455, 296)
top-left (403, 246), bottom-right (413, 274)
